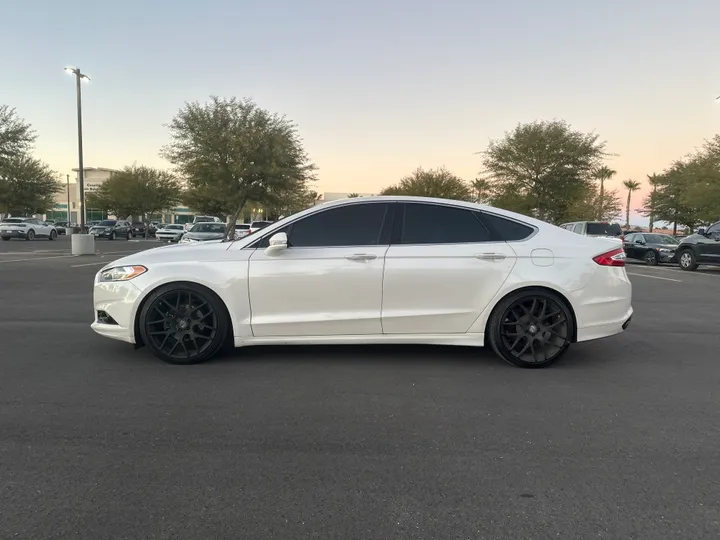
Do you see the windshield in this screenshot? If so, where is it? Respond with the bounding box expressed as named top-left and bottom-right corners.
top-left (98, 220), bottom-right (116, 227)
top-left (644, 234), bottom-right (679, 245)
top-left (2, 218), bottom-right (25, 223)
top-left (191, 223), bottom-right (225, 233)
top-left (586, 223), bottom-right (622, 236)
top-left (235, 224), bottom-right (250, 229)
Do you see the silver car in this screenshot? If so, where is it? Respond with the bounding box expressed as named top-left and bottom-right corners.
top-left (179, 223), bottom-right (227, 244)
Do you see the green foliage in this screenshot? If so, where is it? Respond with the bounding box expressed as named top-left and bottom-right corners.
top-left (0, 105), bottom-right (59, 216)
top-left (380, 167), bottom-right (473, 200)
top-left (622, 179), bottom-right (641, 226)
top-left (86, 165), bottom-right (181, 235)
top-left (642, 135), bottom-right (720, 231)
top-left (0, 105), bottom-right (36, 166)
top-left (481, 120), bottom-right (608, 223)
top-left (162, 96), bottom-right (316, 239)
top-left (347, 193), bottom-right (360, 198)
top-left (0, 155), bottom-right (61, 215)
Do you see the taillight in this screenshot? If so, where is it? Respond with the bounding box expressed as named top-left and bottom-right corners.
top-left (593, 247), bottom-right (626, 267)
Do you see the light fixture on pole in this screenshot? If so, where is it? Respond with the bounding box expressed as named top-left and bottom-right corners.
top-left (65, 66), bottom-right (94, 255)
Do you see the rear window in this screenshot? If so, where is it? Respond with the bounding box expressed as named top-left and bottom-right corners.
top-left (98, 220), bottom-right (116, 226)
top-left (192, 223), bottom-right (225, 233)
top-left (194, 217), bottom-right (215, 223)
top-left (235, 224), bottom-right (250, 229)
top-left (586, 222), bottom-right (622, 236)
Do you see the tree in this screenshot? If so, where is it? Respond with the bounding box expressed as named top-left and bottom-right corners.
top-left (0, 105), bottom-right (35, 166)
top-left (481, 120), bottom-right (609, 223)
top-left (622, 179), bottom-right (641, 227)
top-left (85, 165), bottom-right (181, 236)
top-left (161, 96), bottom-right (316, 240)
top-left (380, 167), bottom-right (472, 200)
top-left (593, 166), bottom-right (616, 220)
top-left (347, 193), bottom-right (360, 198)
top-left (0, 106), bottom-right (60, 217)
top-left (644, 174), bottom-right (661, 232)
top-left (0, 155), bottom-right (61, 215)
top-left (565, 187), bottom-right (623, 223)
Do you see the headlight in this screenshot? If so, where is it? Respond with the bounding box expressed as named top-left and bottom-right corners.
top-left (99, 265), bottom-right (147, 282)
top-left (658, 248), bottom-right (673, 253)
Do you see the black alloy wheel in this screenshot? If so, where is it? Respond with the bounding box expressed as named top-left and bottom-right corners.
top-left (488, 290), bottom-right (574, 368)
top-left (26, 229), bottom-right (35, 241)
top-left (644, 250), bottom-right (657, 266)
top-left (139, 284), bottom-right (229, 364)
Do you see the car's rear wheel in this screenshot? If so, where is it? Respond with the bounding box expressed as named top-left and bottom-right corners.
top-left (139, 283), bottom-right (229, 365)
top-left (644, 250), bottom-right (657, 266)
top-left (26, 229), bottom-right (35, 241)
top-left (488, 290), bottom-right (574, 368)
top-left (678, 250), bottom-right (698, 271)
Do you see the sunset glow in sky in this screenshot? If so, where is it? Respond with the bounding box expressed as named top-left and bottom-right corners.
top-left (2, 0), bottom-right (720, 224)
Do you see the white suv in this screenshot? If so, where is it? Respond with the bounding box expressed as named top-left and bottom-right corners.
top-left (560, 221), bottom-right (623, 243)
top-left (183, 215), bottom-right (222, 232)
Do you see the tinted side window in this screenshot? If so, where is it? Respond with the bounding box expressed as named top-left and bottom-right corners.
top-left (706, 222), bottom-right (720, 235)
top-left (287, 203), bottom-right (389, 247)
top-left (478, 212), bottom-right (534, 241)
top-left (624, 234), bottom-right (635, 243)
top-left (401, 203), bottom-right (490, 244)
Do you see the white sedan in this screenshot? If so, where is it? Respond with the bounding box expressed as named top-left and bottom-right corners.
top-left (91, 196), bottom-right (633, 368)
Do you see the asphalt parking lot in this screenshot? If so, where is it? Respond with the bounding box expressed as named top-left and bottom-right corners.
top-left (2, 237), bottom-right (720, 540)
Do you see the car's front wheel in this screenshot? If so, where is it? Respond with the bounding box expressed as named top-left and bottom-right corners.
top-left (138, 283), bottom-right (230, 365)
top-left (678, 249), bottom-right (698, 271)
top-left (487, 289), bottom-right (574, 368)
top-left (644, 250), bottom-right (657, 266)
top-left (49, 230), bottom-right (57, 241)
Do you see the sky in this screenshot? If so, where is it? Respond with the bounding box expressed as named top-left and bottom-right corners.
top-left (2, 0), bottom-right (720, 225)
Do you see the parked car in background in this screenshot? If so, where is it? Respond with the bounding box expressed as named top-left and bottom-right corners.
top-left (183, 215), bottom-right (222, 232)
top-left (675, 221), bottom-right (720, 271)
top-left (89, 220), bottom-right (133, 240)
top-left (52, 221), bottom-right (78, 234)
top-left (179, 222), bottom-right (227, 244)
top-left (559, 221), bottom-right (623, 242)
top-left (92, 196), bottom-right (632, 368)
top-left (0, 217), bottom-right (58, 241)
top-left (155, 224), bottom-right (186, 243)
top-left (623, 233), bottom-right (679, 265)
top-left (248, 220), bottom-right (273, 235)
top-left (234, 223), bottom-right (251, 239)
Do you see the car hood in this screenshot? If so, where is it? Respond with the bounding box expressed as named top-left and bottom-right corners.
top-left (680, 233), bottom-right (704, 244)
top-left (645, 242), bottom-right (679, 249)
top-left (102, 240), bottom-right (230, 269)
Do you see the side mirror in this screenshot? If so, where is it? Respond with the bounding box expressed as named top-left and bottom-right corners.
top-left (636, 239), bottom-right (645, 245)
top-left (698, 227), bottom-right (707, 235)
top-left (264, 232), bottom-right (287, 256)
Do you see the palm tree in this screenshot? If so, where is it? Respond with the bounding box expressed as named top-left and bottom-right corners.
top-left (593, 166), bottom-right (616, 220)
top-left (347, 193), bottom-right (360, 198)
top-left (622, 179), bottom-right (641, 228)
top-left (646, 174), bottom-right (660, 232)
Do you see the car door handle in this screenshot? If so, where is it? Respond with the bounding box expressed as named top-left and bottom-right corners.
top-left (475, 253), bottom-right (507, 261)
top-left (345, 253), bottom-right (378, 261)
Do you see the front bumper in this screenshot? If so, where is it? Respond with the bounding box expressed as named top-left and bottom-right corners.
top-left (658, 250), bottom-right (676, 263)
top-left (91, 279), bottom-right (143, 344)
top-left (90, 229), bottom-right (114, 238)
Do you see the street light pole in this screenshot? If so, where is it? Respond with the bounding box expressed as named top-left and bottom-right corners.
top-left (66, 174), bottom-right (71, 224)
top-left (65, 67), bottom-right (90, 231)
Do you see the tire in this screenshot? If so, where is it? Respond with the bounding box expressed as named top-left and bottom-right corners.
top-left (644, 250), bottom-right (657, 266)
top-left (1, 237), bottom-right (9, 241)
top-left (26, 229), bottom-right (35, 241)
top-left (109, 231), bottom-right (115, 241)
top-left (127, 231), bottom-right (132, 241)
top-left (49, 230), bottom-right (57, 241)
top-left (487, 289), bottom-right (574, 368)
top-left (138, 283), bottom-right (230, 365)
top-left (678, 249), bottom-right (698, 271)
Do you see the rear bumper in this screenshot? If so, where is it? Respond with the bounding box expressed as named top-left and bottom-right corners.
top-left (572, 267), bottom-right (633, 343)
top-left (0, 230), bottom-right (27, 238)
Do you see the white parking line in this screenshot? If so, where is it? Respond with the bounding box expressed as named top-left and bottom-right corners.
top-left (71, 261), bottom-right (107, 267)
top-left (627, 272), bottom-right (682, 282)
top-left (0, 255), bottom-right (75, 264)
top-left (628, 265), bottom-right (720, 279)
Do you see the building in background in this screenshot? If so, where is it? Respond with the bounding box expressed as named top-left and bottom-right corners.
top-left (47, 167), bottom-right (119, 222)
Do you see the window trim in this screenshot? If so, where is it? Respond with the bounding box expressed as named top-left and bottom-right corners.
top-left (246, 200), bottom-right (394, 250)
